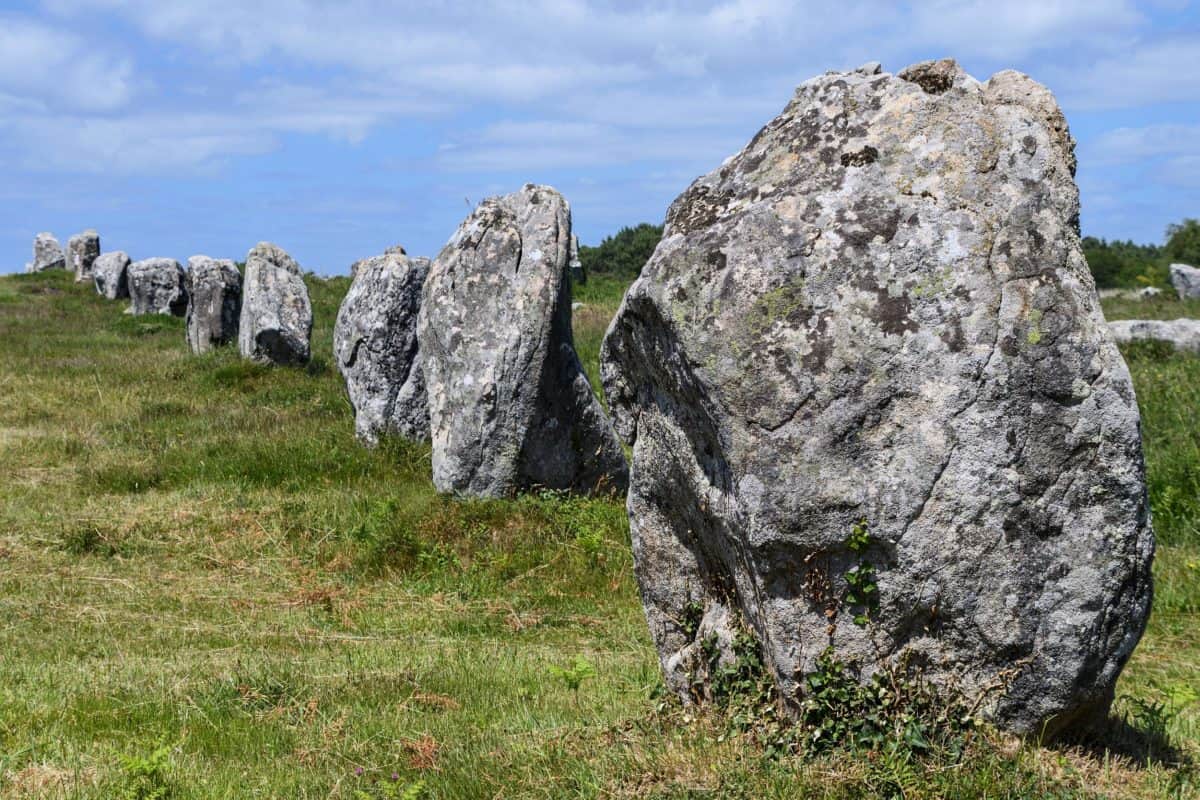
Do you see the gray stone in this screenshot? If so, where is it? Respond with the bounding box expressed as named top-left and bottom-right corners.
top-left (1109, 319), bottom-right (1200, 353)
top-left (418, 184), bottom-right (628, 497)
top-left (93, 251), bottom-right (131, 300)
top-left (600, 59), bottom-right (1153, 738)
top-left (127, 257), bottom-right (187, 316)
top-left (238, 242), bottom-right (312, 365)
top-left (185, 256), bottom-right (242, 354)
top-left (28, 232), bottom-right (65, 272)
top-left (334, 249), bottom-right (430, 445)
top-left (67, 229), bottom-right (100, 283)
top-left (1169, 263), bottom-right (1200, 300)
top-left (569, 234), bottom-right (586, 285)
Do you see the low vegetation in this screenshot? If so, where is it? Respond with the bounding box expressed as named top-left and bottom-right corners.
top-left (0, 270), bottom-right (1195, 798)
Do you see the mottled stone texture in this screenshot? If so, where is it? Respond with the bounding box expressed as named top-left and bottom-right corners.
top-left (1109, 319), bottom-right (1200, 353)
top-left (334, 249), bottom-right (430, 444)
top-left (67, 230), bottom-right (100, 283)
top-left (1169, 263), bottom-right (1200, 300)
top-left (128, 257), bottom-right (187, 316)
top-left (28, 232), bottom-right (65, 272)
top-left (601, 60), bottom-right (1153, 737)
top-left (238, 242), bottom-right (313, 366)
top-left (185, 256), bottom-right (242, 354)
top-left (419, 184), bottom-right (628, 497)
top-left (93, 251), bottom-right (131, 300)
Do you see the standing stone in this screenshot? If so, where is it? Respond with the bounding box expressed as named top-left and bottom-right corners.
top-left (334, 249), bottom-right (430, 444)
top-left (1109, 319), bottom-right (1200, 353)
top-left (27, 233), bottom-right (65, 272)
top-left (67, 229), bottom-right (101, 283)
top-left (93, 251), bottom-right (131, 300)
top-left (600, 60), bottom-right (1153, 737)
top-left (569, 234), bottom-right (586, 285)
top-left (1169, 263), bottom-right (1200, 300)
top-left (185, 256), bottom-right (242, 354)
top-left (127, 257), bottom-right (187, 315)
top-left (418, 184), bottom-right (628, 497)
top-left (238, 242), bottom-right (312, 365)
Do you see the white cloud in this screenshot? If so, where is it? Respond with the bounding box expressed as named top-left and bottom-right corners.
top-left (1053, 37), bottom-right (1200, 110)
top-left (0, 15), bottom-right (135, 111)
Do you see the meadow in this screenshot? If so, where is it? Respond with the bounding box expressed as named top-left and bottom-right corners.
top-left (0, 270), bottom-right (1196, 799)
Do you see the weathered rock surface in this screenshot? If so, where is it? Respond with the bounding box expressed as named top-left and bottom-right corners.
top-left (1109, 319), bottom-right (1200, 353)
top-left (93, 251), bottom-right (131, 299)
top-left (1169, 263), bottom-right (1200, 299)
top-left (334, 249), bottom-right (430, 444)
top-left (127, 257), bottom-right (187, 316)
top-left (185, 256), bottom-right (242, 354)
top-left (238, 242), bottom-right (312, 365)
top-left (600, 59), bottom-right (1153, 737)
top-left (67, 229), bottom-right (100, 283)
top-left (28, 233), bottom-right (65, 272)
top-left (419, 184), bottom-right (628, 497)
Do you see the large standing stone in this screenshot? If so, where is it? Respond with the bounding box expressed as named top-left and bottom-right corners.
top-left (27, 233), bottom-right (65, 272)
top-left (93, 251), bottom-right (131, 300)
top-left (600, 60), bottom-right (1153, 737)
top-left (127, 257), bottom-right (187, 316)
top-left (185, 256), bottom-right (242, 354)
top-left (67, 229), bottom-right (101, 283)
top-left (569, 234), bottom-right (586, 285)
top-left (335, 249), bottom-right (430, 444)
top-left (1169, 263), bottom-right (1200, 300)
top-left (1109, 319), bottom-right (1200, 353)
top-left (418, 184), bottom-right (628, 497)
top-left (238, 242), bottom-right (312, 365)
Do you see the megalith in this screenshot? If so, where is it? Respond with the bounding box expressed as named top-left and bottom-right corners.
top-left (238, 242), bottom-right (312, 365)
top-left (127, 257), bottom-right (187, 316)
top-left (93, 251), bottom-right (131, 300)
top-left (418, 184), bottom-right (628, 497)
top-left (27, 233), bottom-right (65, 272)
top-left (67, 229), bottom-right (101, 283)
top-left (600, 60), bottom-right (1153, 737)
top-left (185, 256), bottom-right (242, 354)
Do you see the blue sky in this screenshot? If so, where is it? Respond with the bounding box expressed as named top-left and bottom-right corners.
top-left (1, 0), bottom-right (1198, 274)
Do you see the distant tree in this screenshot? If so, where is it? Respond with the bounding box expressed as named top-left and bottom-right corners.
top-left (579, 224), bottom-right (663, 278)
top-left (1165, 219), bottom-right (1200, 265)
top-left (1082, 236), bottom-right (1166, 289)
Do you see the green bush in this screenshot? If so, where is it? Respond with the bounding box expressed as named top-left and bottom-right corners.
top-left (579, 223), bottom-right (663, 278)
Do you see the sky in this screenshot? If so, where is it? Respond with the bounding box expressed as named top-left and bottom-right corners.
top-left (0, 0), bottom-right (1198, 275)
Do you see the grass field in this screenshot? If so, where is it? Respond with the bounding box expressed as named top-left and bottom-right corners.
top-left (0, 270), bottom-right (1196, 799)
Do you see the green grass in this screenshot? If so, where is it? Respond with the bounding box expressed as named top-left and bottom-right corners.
top-left (0, 270), bottom-right (1195, 798)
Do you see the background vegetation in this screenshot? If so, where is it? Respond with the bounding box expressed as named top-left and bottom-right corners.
top-left (1084, 219), bottom-right (1200, 290)
top-left (0, 259), bottom-right (1196, 798)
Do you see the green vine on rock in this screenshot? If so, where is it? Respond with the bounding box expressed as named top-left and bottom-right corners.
top-left (843, 519), bottom-right (879, 626)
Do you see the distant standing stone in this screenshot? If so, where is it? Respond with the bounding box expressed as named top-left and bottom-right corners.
top-left (93, 251), bottom-right (131, 300)
top-left (238, 242), bottom-right (313, 365)
top-left (185, 256), bottom-right (242, 354)
top-left (1169, 263), bottom-right (1200, 300)
top-left (28, 233), bottom-right (65, 272)
top-left (418, 184), bottom-right (628, 497)
top-left (1109, 319), bottom-right (1200, 353)
top-left (127, 257), bottom-right (187, 316)
top-left (334, 249), bottom-right (430, 444)
top-left (67, 230), bottom-right (101, 283)
top-left (601, 59), bottom-right (1153, 737)
top-left (569, 234), bottom-right (586, 285)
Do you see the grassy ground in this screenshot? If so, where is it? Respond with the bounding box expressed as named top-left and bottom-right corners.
top-left (0, 270), bottom-right (1195, 799)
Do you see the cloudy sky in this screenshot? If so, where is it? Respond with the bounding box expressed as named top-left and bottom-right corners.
top-left (1, 0), bottom-right (1198, 273)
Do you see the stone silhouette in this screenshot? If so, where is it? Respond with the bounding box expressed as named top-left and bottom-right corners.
top-left (1110, 319), bottom-right (1200, 353)
top-left (238, 242), bottom-right (312, 365)
top-left (335, 248), bottom-right (430, 445)
top-left (419, 184), bottom-right (628, 497)
top-left (601, 60), bottom-right (1153, 737)
top-left (93, 251), bottom-right (131, 300)
top-left (128, 257), bottom-right (187, 316)
top-left (1169, 263), bottom-right (1200, 300)
top-left (185, 256), bottom-right (242, 354)
top-left (67, 230), bottom-right (100, 283)
top-left (27, 233), bottom-right (65, 273)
